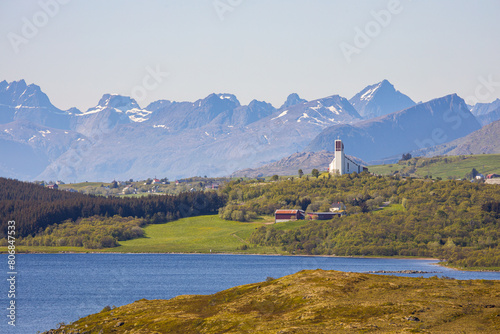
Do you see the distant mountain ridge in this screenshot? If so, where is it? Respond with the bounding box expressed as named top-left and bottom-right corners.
top-left (470, 99), bottom-right (500, 126)
top-left (470, 98), bottom-right (500, 116)
top-left (306, 94), bottom-right (482, 163)
top-left (0, 79), bottom-right (493, 181)
top-left (0, 79), bottom-right (73, 129)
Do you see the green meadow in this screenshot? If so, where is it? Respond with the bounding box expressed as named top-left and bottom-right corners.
top-left (368, 154), bottom-right (500, 179)
top-left (17, 215), bottom-right (307, 254)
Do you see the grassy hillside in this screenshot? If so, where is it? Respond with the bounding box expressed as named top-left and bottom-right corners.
top-left (44, 269), bottom-right (500, 334)
top-left (13, 215), bottom-right (306, 254)
top-left (369, 154), bottom-right (500, 179)
top-left (106, 215), bottom-right (278, 254)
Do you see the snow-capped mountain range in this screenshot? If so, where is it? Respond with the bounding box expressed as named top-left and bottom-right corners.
top-left (0, 79), bottom-right (493, 181)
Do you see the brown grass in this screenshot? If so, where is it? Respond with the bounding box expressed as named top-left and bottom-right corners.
top-left (44, 270), bottom-right (500, 333)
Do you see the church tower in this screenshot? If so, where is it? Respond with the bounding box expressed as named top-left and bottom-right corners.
top-left (333, 139), bottom-right (345, 175)
top-left (329, 139), bottom-right (366, 175)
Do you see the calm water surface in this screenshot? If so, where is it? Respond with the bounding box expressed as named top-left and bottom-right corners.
top-left (1, 253), bottom-right (499, 333)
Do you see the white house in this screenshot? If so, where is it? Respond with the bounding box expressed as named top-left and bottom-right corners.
top-left (329, 139), bottom-right (365, 175)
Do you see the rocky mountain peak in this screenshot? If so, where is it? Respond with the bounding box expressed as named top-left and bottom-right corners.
top-left (280, 93), bottom-right (307, 110)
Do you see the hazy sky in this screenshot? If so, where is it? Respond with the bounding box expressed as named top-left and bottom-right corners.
top-left (1, 0), bottom-right (499, 111)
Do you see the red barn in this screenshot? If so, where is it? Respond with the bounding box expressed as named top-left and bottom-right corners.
top-left (274, 209), bottom-right (305, 223)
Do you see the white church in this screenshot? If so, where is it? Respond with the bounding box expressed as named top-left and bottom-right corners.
top-left (329, 139), bottom-right (367, 175)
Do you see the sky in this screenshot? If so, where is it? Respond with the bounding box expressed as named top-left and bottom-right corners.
top-left (1, 0), bottom-right (499, 111)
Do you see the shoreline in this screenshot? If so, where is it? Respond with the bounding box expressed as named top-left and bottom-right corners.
top-left (5, 249), bottom-right (439, 261)
top-left (5, 250), bottom-right (499, 272)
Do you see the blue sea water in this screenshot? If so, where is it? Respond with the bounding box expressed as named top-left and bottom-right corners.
top-left (0, 253), bottom-right (499, 333)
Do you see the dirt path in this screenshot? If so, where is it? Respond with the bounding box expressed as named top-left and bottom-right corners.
top-left (231, 233), bottom-right (248, 244)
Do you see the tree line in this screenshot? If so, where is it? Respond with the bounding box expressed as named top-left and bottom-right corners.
top-left (0, 177), bottom-right (226, 238)
top-left (6, 215), bottom-right (145, 249)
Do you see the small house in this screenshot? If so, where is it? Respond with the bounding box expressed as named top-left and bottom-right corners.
top-left (329, 202), bottom-right (346, 212)
top-left (46, 184), bottom-right (58, 190)
top-left (274, 209), bottom-right (305, 223)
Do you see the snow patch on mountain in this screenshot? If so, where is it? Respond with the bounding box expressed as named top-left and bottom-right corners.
top-left (271, 110), bottom-right (288, 120)
top-left (79, 94), bottom-right (153, 122)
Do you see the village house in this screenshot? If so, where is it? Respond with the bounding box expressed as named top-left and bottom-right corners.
top-left (329, 202), bottom-right (346, 213)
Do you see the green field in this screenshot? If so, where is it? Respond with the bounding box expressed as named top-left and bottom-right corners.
top-left (375, 203), bottom-right (404, 213)
top-left (109, 215), bottom-right (270, 253)
top-left (369, 154), bottom-right (500, 179)
top-left (58, 182), bottom-right (110, 190)
top-left (16, 215), bottom-right (307, 254)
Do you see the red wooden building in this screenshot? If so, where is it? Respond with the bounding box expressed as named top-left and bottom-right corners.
top-left (274, 209), bottom-right (305, 223)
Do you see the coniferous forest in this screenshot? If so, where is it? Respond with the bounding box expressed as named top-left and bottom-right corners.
top-left (0, 177), bottom-right (226, 238)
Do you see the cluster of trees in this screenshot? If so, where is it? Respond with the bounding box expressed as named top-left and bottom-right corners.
top-left (220, 173), bottom-right (500, 268)
top-left (0, 177), bottom-right (226, 238)
top-left (400, 153), bottom-right (412, 161)
top-left (482, 201), bottom-right (500, 215)
top-left (218, 172), bottom-right (390, 221)
top-left (218, 204), bottom-right (258, 222)
top-left (465, 168), bottom-right (480, 180)
top-left (8, 216), bottom-right (145, 249)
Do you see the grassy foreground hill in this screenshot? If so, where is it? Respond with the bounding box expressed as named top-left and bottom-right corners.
top-left (45, 269), bottom-right (500, 334)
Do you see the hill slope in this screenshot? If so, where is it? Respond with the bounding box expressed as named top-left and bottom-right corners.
top-left (45, 269), bottom-right (500, 334)
top-left (369, 154), bottom-right (500, 179)
top-left (416, 119), bottom-right (500, 157)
